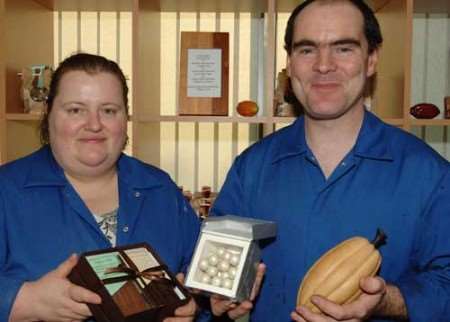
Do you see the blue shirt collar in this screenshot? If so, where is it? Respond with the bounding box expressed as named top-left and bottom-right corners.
top-left (272, 110), bottom-right (393, 163)
top-left (353, 111), bottom-right (394, 161)
top-left (270, 117), bottom-right (308, 164)
top-left (24, 146), bottom-right (66, 187)
top-left (24, 145), bottom-right (163, 190)
top-left (116, 154), bottom-right (163, 190)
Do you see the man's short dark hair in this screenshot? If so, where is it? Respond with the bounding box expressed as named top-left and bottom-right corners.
top-left (284, 0), bottom-right (383, 55)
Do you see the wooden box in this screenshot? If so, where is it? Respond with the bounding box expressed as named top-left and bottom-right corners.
top-left (69, 243), bottom-right (191, 322)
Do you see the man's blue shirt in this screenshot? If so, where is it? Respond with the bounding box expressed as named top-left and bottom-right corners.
top-left (212, 111), bottom-right (450, 322)
top-left (0, 146), bottom-right (200, 321)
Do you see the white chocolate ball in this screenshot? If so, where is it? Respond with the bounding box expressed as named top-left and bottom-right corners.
top-left (207, 266), bottom-right (218, 277)
top-left (230, 254), bottom-right (240, 266)
top-left (229, 267), bottom-right (237, 278)
top-left (211, 276), bottom-right (222, 287)
top-left (218, 260), bottom-right (230, 272)
top-left (220, 271), bottom-right (230, 280)
top-left (223, 251), bottom-right (232, 261)
top-left (222, 278), bottom-right (233, 289)
top-left (217, 247), bottom-right (226, 257)
top-left (208, 255), bottom-right (219, 266)
top-left (199, 259), bottom-right (209, 271)
top-left (200, 274), bottom-right (211, 284)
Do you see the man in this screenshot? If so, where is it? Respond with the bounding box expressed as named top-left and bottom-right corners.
top-left (211, 0), bottom-right (450, 321)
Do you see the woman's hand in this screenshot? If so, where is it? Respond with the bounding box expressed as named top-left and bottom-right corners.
top-left (9, 254), bottom-right (102, 322)
top-left (291, 276), bottom-right (387, 322)
top-left (163, 273), bottom-right (198, 322)
top-left (210, 263), bottom-right (265, 320)
top-left (163, 298), bottom-right (197, 322)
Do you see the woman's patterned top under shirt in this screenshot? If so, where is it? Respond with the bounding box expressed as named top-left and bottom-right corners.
top-left (93, 209), bottom-right (118, 246)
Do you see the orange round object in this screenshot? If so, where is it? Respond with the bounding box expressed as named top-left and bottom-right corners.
top-left (237, 100), bottom-right (258, 117)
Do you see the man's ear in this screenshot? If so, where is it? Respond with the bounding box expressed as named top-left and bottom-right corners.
top-left (366, 48), bottom-right (379, 78)
top-left (286, 54), bottom-right (292, 77)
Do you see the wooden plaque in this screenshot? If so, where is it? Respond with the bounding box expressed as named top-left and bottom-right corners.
top-left (179, 32), bottom-right (229, 116)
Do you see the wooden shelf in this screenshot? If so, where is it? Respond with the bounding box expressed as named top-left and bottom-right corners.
top-left (410, 119), bottom-right (450, 126)
top-left (6, 113), bottom-right (42, 121)
top-left (34, 0), bottom-right (133, 11)
top-left (157, 0), bottom-right (267, 13)
top-left (35, 0), bottom-right (267, 13)
top-left (6, 113), bottom-right (136, 122)
top-left (137, 115), bottom-right (295, 124)
top-left (414, 0), bottom-right (450, 14)
top-left (136, 115), bottom-right (403, 126)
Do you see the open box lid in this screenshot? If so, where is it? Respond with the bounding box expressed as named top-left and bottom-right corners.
top-left (201, 215), bottom-right (277, 241)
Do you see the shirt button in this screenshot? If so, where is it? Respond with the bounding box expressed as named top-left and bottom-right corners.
top-left (135, 191), bottom-right (141, 198)
top-left (122, 226), bottom-right (129, 233)
top-left (341, 162), bottom-right (346, 166)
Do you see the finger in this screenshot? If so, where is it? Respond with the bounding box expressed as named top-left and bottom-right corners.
top-left (291, 309), bottom-right (307, 322)
top-left (173, 299), bottom-right (196, 317)
top-left (176, 273), bottom-right (185, 285)
top-left (53, 254), bottom-right (79, 278)
top-left (210, 296), bottom-right (235, 316)
top-left (227, 300), bottom-right (253, 320)
top-left (52, 299), bottom-right (91, 322)
top-left (310, 295), bottom-right (348, 320)
top-left (68, 284), bottom-right (102, 305)
top-left (58, 298), bottom-right (96, 320)
top-left (163, 317), bottom-right (194, 322)
top-left (294, 305), bottom-right (323, 322)
top-left (360, 276), bottom-right (386, 295)
top-left (64, 302), bottom-right (94, 319)
top-left (250, 263), bottom-right (266, 301)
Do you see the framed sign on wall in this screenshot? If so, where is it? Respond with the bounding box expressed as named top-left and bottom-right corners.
top-left (179, 32), bottom-right (229, 116)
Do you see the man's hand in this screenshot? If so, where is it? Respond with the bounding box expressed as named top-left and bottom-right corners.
top-left (9, 254), bottom-right (102, 322)
top-left (163, 273), bottom-right (198, 322)
top-left (291, 276), bottom-right (387, 322)
top-left (210, 263), bottom-right (265, 320)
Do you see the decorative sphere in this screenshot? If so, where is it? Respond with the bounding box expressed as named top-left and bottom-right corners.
top-left (218, 260), bottom-right (230, 272)
top-left (199, 259), bottom-right (209, 271)
top-left (207, 266), bottom-right (218, 277)
top-left (211, 276), bottom-right (222, 287)
top-left (221, 271), bottom-right (230, 280)
top-left (217, 247), bottom-right (226, 257)
top-left (230, 254), bottom-right (240, 266)
top-left (222, 278), bottom-right (233, 289)
top-left (223, 251), bottom-right (232, 261)
top-left (208, 255), bottom-right (219, 266)
top-left (237, 100), bottom-right (259, 117)
top-left (229, 267), bottom-right (237, 278)
top-left (200, 274), bottom-right (211, 284)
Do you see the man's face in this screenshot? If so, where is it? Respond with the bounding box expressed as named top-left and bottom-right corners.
top-left (287, 0), bottom-right (378, 120)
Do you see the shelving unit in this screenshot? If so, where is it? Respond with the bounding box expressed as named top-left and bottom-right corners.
top-left (1, 0), bottom-right (449, 178)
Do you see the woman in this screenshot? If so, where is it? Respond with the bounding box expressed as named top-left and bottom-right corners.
top-left (0, 53), bottom-right (199, 321)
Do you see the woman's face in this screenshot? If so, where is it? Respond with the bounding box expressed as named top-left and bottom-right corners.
top-left (48, 70), bottom-right (128, 177)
